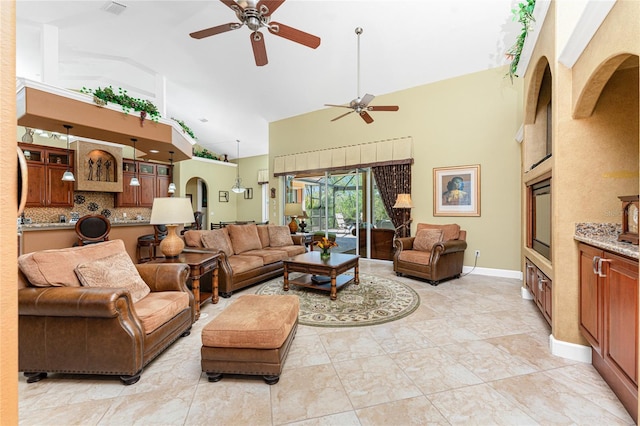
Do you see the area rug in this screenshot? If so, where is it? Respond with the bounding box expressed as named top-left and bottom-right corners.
top-left (255, 273), bottom-right (420, 328)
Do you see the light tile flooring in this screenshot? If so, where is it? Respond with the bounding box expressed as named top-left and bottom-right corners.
top-left (19, 260), bottom-right (635, 425)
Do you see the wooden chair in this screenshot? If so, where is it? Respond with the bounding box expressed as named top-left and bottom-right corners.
top-left (74, 214), bottom-right (111, 246)
top-left (136, 225), bottom-right (168, 263)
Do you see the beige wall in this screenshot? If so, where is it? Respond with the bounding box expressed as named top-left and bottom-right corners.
top-left (235, 154), bottom-right (268, 222)
top-left (270, 67), bottom-right (524, 271)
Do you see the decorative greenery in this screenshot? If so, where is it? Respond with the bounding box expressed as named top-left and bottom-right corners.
top-left (193, 147), bottom-right (220, 161)
top-left (171, 117), bottom-right (197, 140)
top-left (505, 0), bottom-right (536, 82)
top-left (81, 86), bottom-right (161, 122)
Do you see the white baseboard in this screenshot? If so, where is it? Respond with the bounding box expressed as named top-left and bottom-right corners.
top-left (549, 334), bottom-right (592, 363)
top-left (521, 286), bottom-right (534, 300)
top-left (462, 266), bottom-right (523, 280)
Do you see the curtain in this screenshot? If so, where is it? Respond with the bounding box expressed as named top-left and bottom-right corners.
top-left (257, 169), bottom-right (269, 185)
top-left (372, 163), bottom-right (412, 238)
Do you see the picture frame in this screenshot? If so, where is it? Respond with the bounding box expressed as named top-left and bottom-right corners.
top-left (433, 164), bottom-right (480, 217)
top-left (218, 190), bottom-right (229, 203)
top-left (244, 187), bottom-right (253, 199)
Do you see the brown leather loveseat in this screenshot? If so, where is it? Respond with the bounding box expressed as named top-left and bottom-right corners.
top-left (17, 239), bottom-right (194, 385)
top-left (394, 223), bottom-right (467, 285)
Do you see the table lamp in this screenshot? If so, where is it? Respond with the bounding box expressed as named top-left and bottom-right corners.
top-left (284, 202), bottom-right (303, 234)
top-left (393, 193), bottom-right (414, 238)
top-left (150, 197), bottom-right (195, 258)
top-left (298, 210), bottom-right (309, 232)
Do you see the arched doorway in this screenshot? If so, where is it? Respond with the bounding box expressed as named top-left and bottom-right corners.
top-left (186, 176), bottom-right (209, 230)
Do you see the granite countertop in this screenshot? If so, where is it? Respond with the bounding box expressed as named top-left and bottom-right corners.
top-left (20, 219), bottom-right (151, 231)
top-left (575, 223), bottom-right (639, 259)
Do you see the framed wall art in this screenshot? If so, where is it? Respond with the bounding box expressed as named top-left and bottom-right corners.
top-left (433, 164), bottom-right (480, 216)
top-left (244, 187), bottom-right (253, 199)
top-left (219, 190), bottom-right (229, 203)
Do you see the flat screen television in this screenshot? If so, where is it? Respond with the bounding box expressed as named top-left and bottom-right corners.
top-left (529, 178), bottom-right (551, 260)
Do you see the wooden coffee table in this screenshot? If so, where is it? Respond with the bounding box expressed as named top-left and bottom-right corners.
top-left (283, 252), bottom-right (359, 300)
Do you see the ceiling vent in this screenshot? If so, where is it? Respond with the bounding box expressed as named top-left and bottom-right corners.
top-left (101, 1), bottom-right (127, 15)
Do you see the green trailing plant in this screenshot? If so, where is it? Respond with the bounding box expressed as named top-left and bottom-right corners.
top-left (193, 147), bottom-right (219, 161)
top-left (81, 86), bottom-right (161, 123)
top-left (505, 0), bottom-right (536, 82)
top-left (171, 117), bottom-right (197, 140)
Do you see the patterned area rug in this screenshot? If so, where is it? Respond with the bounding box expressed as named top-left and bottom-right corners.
top-left (255, 273), bottom-right (420, 327)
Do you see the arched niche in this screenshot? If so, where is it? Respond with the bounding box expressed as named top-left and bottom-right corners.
top-left (573, 54), bottom-right (636, 119)
top-left (524, 57), bottom-right (552, 171)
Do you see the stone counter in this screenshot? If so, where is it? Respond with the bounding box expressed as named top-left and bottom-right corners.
top-left (574, 223), bottom-right (639, 259)
top-left (20, 219), bottom-right (150, 231)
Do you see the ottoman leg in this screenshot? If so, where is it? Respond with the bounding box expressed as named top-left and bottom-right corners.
top-left (263, 375), bottom-right (280, 385)
top-left (207, 372), bottom-right (223, 382)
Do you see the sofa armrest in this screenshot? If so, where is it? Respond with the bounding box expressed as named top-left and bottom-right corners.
top-left (433, 239), bottom-right (468, 254)
top-left (394, 237), bottom-right (415, 252)
top-left (136, 263), bottom-right (190, 293)
top-left (19, 286), bottom-right (134, 317)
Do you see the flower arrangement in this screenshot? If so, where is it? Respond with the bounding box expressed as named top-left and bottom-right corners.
top-left (315, 237), bottom-right (338, 258)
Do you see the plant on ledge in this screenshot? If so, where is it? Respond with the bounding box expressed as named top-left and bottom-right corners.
top-left (171, 117), bottom-right (197, 140)
top-left (193, 147), bottom-right (224, 161)
top-left (505, 0), bottom-right (536, 82)
top-left (80, 86), bottom-right (161, 124)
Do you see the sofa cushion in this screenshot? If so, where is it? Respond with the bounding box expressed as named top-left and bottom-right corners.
top-left (268, 225), bottom-right (294, 247)
top-left (202, 294), bottom-right (299, 349)
top-left (227, 255), bottom-right (265, 274)
top-left (413, 229), bottom-right (443, 252)
top-left (417, 223), bottom-right (460, 241)
top-left (201, 229), bottom-right (234, 257)
top-left (266, 245), bottom-right (306, 257)
top-left (242, 249), bottom-right (288, 265)
top-left (75, 251), bottom-right (151, 303)
top-left (398, 249), bottom-right (432, 265)
top-left (183, 230), bottom-right (207, 248)
top-left (134, 291), bottom-right (190, 334)
top-left (257, 225), bottom-right (270, 248)
top-left (18, 239), bottom-right (126, 287)
top-left (227, 224), bottom-right (262, 254)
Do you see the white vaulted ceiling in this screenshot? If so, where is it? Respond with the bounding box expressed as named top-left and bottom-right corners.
top-left (16, 0), bottom-right (521, 159)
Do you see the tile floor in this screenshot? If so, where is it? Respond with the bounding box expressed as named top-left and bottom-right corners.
top-left (18, 260), bottom-right (635, 425)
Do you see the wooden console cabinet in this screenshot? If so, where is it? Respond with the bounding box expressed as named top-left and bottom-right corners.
top-left (19, 142), bottom-right (74, 208)
top-left (524, 258), bottom-right (552, 325)
top-left (578, 243), bottom-right (638, 422)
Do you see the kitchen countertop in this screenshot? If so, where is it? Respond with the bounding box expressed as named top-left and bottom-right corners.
top-left (20, 219), bottom-right (151, 231)
top-left (575, 223), bottom-right (639, 259)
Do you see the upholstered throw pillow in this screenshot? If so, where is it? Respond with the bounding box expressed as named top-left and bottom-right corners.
top-left (416, 223), bottom-right (460, 241)
top-left (75, 251), bottom-right (150, 303)
top-left (201, 229), bottom-right (234, 257)
top-left (413, 229), bottom-right (444, 252)
top-left (268, 225), bottom-right (294, 247)
top-left (227, 224), bottom-right (262, 254)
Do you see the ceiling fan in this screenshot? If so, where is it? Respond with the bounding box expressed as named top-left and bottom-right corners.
top-left (325, 27), bottom-right (399, 124)
top-left (189, 0), bottom-right (321, 66)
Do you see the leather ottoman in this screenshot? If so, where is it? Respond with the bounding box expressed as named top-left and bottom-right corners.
top-left (201, 294), bottom-right (299, 385)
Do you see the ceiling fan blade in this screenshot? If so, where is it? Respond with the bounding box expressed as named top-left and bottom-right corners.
top-left (331, 110), bottom-right (355, 122)
top-left (220, 0), bottom-right (243, 12)
top-left (360, 93), bottom-right (375, 107)
top-left (360, 111), bottom-right (374, 124)
top-left (190, 23), bottom-right (240, 39)
top-left (268, 22), bottom-right (321, 49)
top-left (251, 31), bottom-right (268, 66)
top-left (367, 105), bottom-right (399, 112)
top-left (324, 103), bottom-right (352, 109)
top-left (257, 0), bottom-right (285, 16)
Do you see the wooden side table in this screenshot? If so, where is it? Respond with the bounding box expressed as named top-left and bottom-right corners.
top-left (150, 251), bottom-right (219, 320)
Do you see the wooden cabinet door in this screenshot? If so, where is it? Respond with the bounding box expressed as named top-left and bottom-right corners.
top-left (542, 277), bottom-right (552, 323)
top-left (156, 175), bottom-right (171, 198)
top-left (603, 253), bottom-right (638, 386)
top-left (47, 166), bottom-right (73, 207)
top-left (525, 259), bottom-right (536, 296)
top-left (115, 172), bottom-right (139, 207)
top-left (25, 162), bottom-right (46, 207)
top-left (579, 243), bottom-right (603, 352)
top-left (138, 174), bottom-right (156, 207)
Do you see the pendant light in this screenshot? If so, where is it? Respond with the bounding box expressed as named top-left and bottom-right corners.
top-left (61, 125), bottom-right (75, 182)
top-left (230, 139), bottom-right (246, 193)
top-left (129, 138), bottom-right (140, 186)
top-left (168, 151), bottom-right (176, 195)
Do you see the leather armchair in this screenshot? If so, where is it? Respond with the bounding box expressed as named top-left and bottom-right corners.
top-left (393, 224), bottom-right (467, 285)
top-left (18, 240), bottom-right (194, 385)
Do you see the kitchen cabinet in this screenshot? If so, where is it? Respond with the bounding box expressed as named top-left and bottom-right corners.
top-left (155, 164), bottom-right (172, 198)
top-left (19, 143), bottom-right (74, 207)
top-left (578, 243), bottom-right (638, 422)
top-left (115, 161), bottom-right (171, 207)
top-left (524, 258), bottom-right (552, 325)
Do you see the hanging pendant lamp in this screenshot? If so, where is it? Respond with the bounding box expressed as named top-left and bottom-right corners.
top-left (129, 138), bottom-right (140, 186)
top-left (230, 139), bottom-right (246, 193)
top-left (168, 151), bottom-right (176, 195)
top-left (61, 125), bottom-right (75, 182)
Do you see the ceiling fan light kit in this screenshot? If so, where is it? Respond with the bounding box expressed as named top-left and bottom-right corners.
top-left (325, 27), bottom-right (399, 124)
top-left (190, 0), bottom-right (321, 66)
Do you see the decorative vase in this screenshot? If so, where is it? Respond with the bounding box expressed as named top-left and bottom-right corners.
top-left (320, 248), bottom-right (330, 260)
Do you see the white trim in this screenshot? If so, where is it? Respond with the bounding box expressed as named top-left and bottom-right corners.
top-left (558, 0), bottom-right (616, 68)
top-left (463, 266), bottom-right (522, 280)
top-left (191, 156), bottom-right (236, 167)
top-left (521, 286), bottom-right (534, 300)
top-left (516, 0), bottom-right (552, 78)
top-left (549, 334), bottom-right (592, 363)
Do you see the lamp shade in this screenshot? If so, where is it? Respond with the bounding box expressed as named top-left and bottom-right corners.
top-left (150, 197), bottom-right (195, 225)
top-left (393, 194), bottom-right (414, 209)
top-left (284, 203), bottom-right (303, 217)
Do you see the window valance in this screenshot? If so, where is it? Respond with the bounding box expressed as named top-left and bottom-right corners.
top-left (273, 136), bottom-right (413, 177)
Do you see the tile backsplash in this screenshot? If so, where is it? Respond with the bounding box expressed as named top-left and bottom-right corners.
top-left (24, 191), bottom-right (151, 224)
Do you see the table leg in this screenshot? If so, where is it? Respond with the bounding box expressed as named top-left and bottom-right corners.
top-left (212, 268), bottom-right (219, 304)
top-left (330, 270), bottom-right (337, 300)
top-left (283, 265), bottom-right (289, 291)
top-left (354, 262), bottom-right (360, 285)
top-left (192, 274), bottom-right (201, 321)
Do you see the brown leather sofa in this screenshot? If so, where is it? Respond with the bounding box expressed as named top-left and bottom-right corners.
top-left (17, 239), bottom-right (194, 385)
top-left (394, 223), bottom-right (467, 285)
top-left (183, 224), bottom-right (306, 297)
